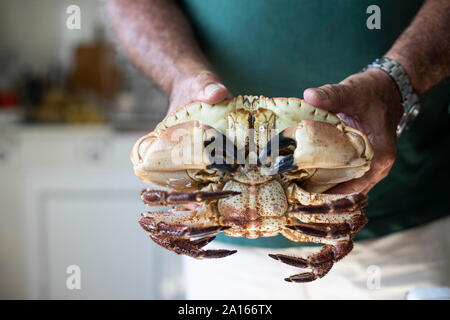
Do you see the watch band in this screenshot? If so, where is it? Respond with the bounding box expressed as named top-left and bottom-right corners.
top-left (363, 57), bottom-right (420, 137)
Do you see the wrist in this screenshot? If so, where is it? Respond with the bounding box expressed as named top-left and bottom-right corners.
top-left (362, 68), bottom-right (404, 129)
top-left (363, 56), bottom-right (423, 137)
top-left (170, 53), bottom-right (215, 89)
top-left (385, 52), bottom-right (425, 95)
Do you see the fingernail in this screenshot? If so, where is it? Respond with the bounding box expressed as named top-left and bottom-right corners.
top-left (203, 83), bottom-right (225, 98)
top-left (314, 88), bottom-right (328, 101)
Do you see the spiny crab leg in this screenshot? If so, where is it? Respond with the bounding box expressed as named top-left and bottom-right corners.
top-left (139, 216), bottom-right (231, 238)
top-left (149, 233), bottom-right (237, 259)
top-left (139, 212), bottom-right (237, 259)
top-left (190, 235), bottom-right (217, 248)
top-left (269, 240), bottom-right (353, 282)
top-left (289, 192), bottom-right (368, 214)
top-left (141, 189), bottom-right (241, 206)
top-left (286, 214), bottom-right (368, 238)
top-left (286, 185), bottom-right (368, 214)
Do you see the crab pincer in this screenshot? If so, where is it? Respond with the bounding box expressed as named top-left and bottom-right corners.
top-left (259, 120), bottom-right (371, 176)
top-left (132, 120), bottom-right (240, 184)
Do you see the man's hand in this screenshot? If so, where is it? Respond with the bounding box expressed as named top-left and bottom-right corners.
top-left (303, 68), bottom-right (403, 195)
top-left (168, 70), bottom-right (232, 114)
top-left (303, 0), bottom-right (449, 195)
top-left (107, 0), bottom-right (232, 115)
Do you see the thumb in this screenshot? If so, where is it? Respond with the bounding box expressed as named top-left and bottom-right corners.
top-left (303, 83), bottom-right (353, 113)
top-left (198, 82), bottom-right (231, 104)
top-left (193, 71), bottom-right (232, 104)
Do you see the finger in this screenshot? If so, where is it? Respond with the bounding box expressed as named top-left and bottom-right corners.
top-left (168, 71), bottom-right (232, 114)
top-left (325, 177), bottom-right (371, 195)
top-left (191, 71), bottom-right (231, 104)
top-left (198, 83), bottom-right (232, 104)
top-left (325, 167), bottom-right (381, 195)
top-left (303, 83), bottom-right (354, 114)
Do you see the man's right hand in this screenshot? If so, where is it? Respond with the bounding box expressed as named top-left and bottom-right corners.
top-left (168, 71), bottom-right (232, 114)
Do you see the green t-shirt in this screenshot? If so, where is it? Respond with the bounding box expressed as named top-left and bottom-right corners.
top-left (180, 0), bottom-right (450, 247)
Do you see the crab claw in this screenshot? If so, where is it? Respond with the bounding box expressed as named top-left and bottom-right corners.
top-left (259, 120), bottom-right (373, 178)
top-left (257, 133), bottom-right (296, 168)
top-left (131, 121), bottom-right (242, 188)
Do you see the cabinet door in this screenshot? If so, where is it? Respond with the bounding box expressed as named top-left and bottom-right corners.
top-left (14, 129), bottom-right (185, 299)
top-left (37, 189), bottom-right (181, 299)
top-left (26, 176), bottom-right (184, 299)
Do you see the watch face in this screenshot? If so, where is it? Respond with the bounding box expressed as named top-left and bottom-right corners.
top-left (397, 104), bottom-right (421, 137)
top-left (408, 104), bottom-right (421, 121)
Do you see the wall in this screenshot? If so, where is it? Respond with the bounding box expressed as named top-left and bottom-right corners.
top-left (0, 0), bottom-right (102, 72)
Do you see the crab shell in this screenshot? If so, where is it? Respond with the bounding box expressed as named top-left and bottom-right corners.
top-left (131, 95), bottom-right (373, 193)
top-left (131, 95), bottom-right (375, 282)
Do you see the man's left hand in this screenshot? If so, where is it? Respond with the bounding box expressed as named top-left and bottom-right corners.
top-left (303, 68), bottom-right (404, 194)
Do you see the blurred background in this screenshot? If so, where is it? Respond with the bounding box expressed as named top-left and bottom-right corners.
top-left (0, 0), bottom-right (184, 299)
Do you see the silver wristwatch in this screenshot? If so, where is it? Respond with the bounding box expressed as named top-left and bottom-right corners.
top-left (363, 57), bottom-right (420, 137)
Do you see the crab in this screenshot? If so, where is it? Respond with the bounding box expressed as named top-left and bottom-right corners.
top-left (131, 95), bottom-right (373, 282)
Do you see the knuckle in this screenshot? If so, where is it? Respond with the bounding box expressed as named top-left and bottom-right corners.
top-left (377, 152), bottom-right (396, 169)
top-left (195, 71), bottom-right (218, 83)
top-left (385, 155), bottom-right (395, 167)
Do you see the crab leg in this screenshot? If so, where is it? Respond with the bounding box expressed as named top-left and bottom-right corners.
top-left (139, 215), bottom-right (231, 238)
top-left (269, 240), bottom-right (353, 282)
top-left (286, 214), bottom-right (368, 238)
top-left (139, 211), bottom-right (237, 259)
top-left (289, 193), bottom-right (367, 214)
top-left (148, 233), bottom-right (237, 259)
top-left (141, 189), bottom-right (240, 206)
top-left (190, 235), bottom-right (217, 248)
top-left (287, 184), bottom-right (368, 214)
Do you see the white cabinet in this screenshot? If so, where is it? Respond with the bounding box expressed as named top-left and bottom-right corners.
top-left (0, 126), bottom-right (184, 299)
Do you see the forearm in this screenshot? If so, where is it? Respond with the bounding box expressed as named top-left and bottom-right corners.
top-left (385, 0), bottom-right (450, 94)
top-left (106, 0), bottom-right (211, 94)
